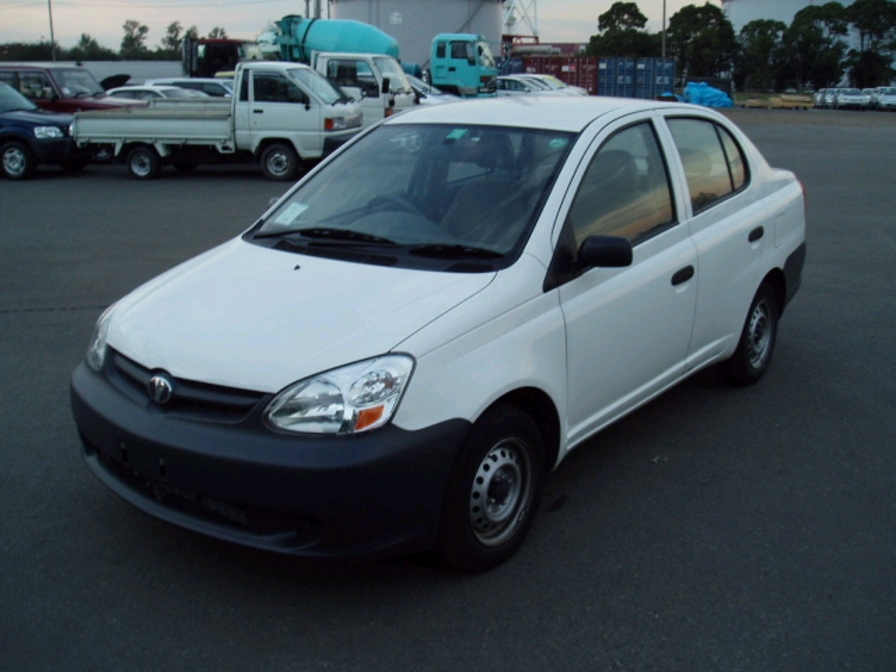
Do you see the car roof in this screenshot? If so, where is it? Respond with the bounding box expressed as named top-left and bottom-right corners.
top-left (387, 96), bottom-right (715, 133)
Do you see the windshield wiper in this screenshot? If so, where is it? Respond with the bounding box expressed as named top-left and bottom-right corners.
top-left (407, 244), bottom-right (503, 259)
top-left (255, 227), bottom-right (398, 247)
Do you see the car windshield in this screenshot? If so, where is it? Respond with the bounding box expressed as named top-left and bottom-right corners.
top-left (841, 89), bottom-right (861, 95)
top-left (250, 122), bottom-right (575, 271)
top-left (881, 87), bottom-right (896, 95)
top-left (52, 68), bottom-right (105, 97)
top-left (287, 67), bottom-right (345, 104)
top-left (0, 83), bottom-right (37, 112)
top-left (373, 57), bottom-right (413, 94)
top-left (476, 41), bottom-right (496, 69)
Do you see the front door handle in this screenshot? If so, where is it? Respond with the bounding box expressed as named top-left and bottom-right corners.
top-left (671, 265), bottom-right (695, 286)
top-left (253, 109), bottom-right (264, 114)
top-left (749, 226), bottom-right (764, 243)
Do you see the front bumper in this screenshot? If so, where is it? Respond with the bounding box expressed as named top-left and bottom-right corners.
top-left (34, 136), bottom-right (88, 163)
top-left (71, 359), bottom-right (469, 558)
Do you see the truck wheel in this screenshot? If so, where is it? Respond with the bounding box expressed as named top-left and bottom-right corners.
top-left (260, 143), bottom-right (299, 181)
top-left (436, 403), bottom-right (546, 572)
top-left (1, 141), bottom-right (37, 180)
top-left (126, 146), bottom-right (161, 180)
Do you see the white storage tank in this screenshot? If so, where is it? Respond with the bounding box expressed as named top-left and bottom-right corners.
top-left (330, 0), bottom-right (504, 69)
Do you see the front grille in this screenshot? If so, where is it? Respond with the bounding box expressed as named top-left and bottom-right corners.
top-left (107, 349), bottom-right (268, 423)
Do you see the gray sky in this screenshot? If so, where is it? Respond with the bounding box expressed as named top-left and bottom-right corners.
top-left (1, 0), bottom-right (699, 52)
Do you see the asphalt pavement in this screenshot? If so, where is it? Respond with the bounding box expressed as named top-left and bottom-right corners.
top-left (1, 108), bottom-right (894, 672)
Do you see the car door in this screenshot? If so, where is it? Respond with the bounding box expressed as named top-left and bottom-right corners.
top-left (661, 116), bottom-right (765, 369)
top-left (243, 69), bottom-right (317, 155)
top-left (555, 116), bottom-right (698, 446)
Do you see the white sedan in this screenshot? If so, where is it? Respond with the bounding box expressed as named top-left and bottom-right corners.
top-left (71, 97), bottom-right (806, 571)
top-left (106, 85), bottom-right (211, 101)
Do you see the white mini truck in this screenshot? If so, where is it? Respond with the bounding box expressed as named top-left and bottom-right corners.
top-left (71, 97), bottom-right (807, 571)
top-left (72, 61), bottom-right (362, 180)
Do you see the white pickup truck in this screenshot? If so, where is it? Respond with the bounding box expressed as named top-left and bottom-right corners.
top-left (311, 52), bottom-right (416, 128)
top-left (71, 61), bottom-right (362, 180)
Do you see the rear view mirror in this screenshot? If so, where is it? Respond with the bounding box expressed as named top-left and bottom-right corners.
top-left (577, 235), bottom-right (633, 268)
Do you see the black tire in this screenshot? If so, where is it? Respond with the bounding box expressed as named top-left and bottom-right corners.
top-left (126, 145), bottom-right (161, 180)
top-left (1, 141), bottom-right (37, 180)
top-left (436, 403), bottom-right (546, 572)
top-left (721, 283), bottom-right (779, 386)
top-left (260, 142), bottom-right (300, 181)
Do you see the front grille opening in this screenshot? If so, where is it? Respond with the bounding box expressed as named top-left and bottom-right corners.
top-left (106, 349), bottom-right (269, 424)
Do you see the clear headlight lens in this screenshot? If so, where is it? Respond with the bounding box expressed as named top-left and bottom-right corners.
top-left (264, 354), bottom-right (415, 434)
top-left (86, 304), bottom-right (116, 371)
top-left (34, 126), bottom-right (64, 139)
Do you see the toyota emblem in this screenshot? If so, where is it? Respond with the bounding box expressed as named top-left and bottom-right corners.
top-left (148, 374), bottom-right (174, 404)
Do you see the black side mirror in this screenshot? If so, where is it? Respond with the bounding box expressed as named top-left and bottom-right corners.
top-left (577, 235), bottom-right (633, 268)
top-left (381, 77), bottom-right (390, 95)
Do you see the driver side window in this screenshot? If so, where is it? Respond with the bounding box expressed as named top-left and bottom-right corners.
top-left (567, 122), bottom-right (675, 247)
top-left (253, 72), bottom-right (307, 104)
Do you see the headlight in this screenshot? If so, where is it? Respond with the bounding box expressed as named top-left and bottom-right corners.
top-left (34, 126), bottom-right (64, 139)
top-left (264, 354), bottom-right (415, 435)
top-left (86, 304), bottom-right (116, 371)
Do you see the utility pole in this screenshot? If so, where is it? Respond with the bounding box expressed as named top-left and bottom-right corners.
top-left (47, 0), bottom-right (56, 60)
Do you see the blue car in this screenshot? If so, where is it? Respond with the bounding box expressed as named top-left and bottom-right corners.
top-left (0, 82), bottom-right (89, 179)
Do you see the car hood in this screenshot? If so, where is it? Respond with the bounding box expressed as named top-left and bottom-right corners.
top-left (106, 238), bottom-right (494, 393)
top-left (0, 108), bottom-right (72, 126)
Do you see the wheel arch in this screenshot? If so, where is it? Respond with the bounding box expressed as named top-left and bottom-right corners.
top-left (487, 387), bottom-right (561, 472)
top-left (761, 267), bottom-right (787, 317)
top-left (253, 137), bottom-right (303, 161)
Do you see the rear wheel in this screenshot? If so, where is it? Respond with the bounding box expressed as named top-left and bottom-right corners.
top-left (126, 145), bottom-right (161, 180)
top-left (436, 404), bottom-right (546, 572)
top-left (1, 141), bottom-right (37, 180)
top-left (721, 282), bottom-right (779, 386)
top-left (260, 142), bottom-right (300, 181)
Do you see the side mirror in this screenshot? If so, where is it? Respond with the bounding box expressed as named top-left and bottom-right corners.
top-left (577, 235), bottom-right (632, 269)
top-left (381, 77), bottom-right (390, 95)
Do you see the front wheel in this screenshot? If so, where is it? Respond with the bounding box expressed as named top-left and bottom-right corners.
top-left (126, 145), bottom-right (161, 180)
top-left (260, 142), bottom-right (300, 181)
top-left (721, 282), bottom-right (779, 386)
top-left (436, 404), bottom-right (546, 572)
top-left (1, 141), bottom-right (37, 180)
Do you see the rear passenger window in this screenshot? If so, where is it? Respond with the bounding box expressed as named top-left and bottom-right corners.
top-left (567, 122), bottom-right (675, 246)
top-left (667, 118), bottom-right (749, 213)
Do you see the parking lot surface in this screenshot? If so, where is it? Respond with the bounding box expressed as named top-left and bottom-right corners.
top-left (1, 108), bottom-right (895, 671)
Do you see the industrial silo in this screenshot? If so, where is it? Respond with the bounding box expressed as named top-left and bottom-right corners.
top-left (330, 0), bottom-right (504, 69)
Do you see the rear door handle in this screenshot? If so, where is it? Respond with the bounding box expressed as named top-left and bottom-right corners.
top-left (749, 226), bottom-right (764, 243)
top-left (671, 265), bottom-right (695, 286)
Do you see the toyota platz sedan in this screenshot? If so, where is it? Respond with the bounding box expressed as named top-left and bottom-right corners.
top-left (71, 96), bottom-right (807, 572)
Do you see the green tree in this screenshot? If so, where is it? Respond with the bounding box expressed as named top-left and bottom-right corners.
top-left (735, 19), bottom-right (787, 91)
top-left (845, 0), bottom-right (896, 85)
top-left (207, 27), bottom-right (228, 39)
top-left (666, 3), bottom-right (737, 78)
top-left (587, 1), bottom-right (660, 57)
top-left (160, 21), bottom-right (183, 57)
top-left (120, 19), bottom-right (150, 58)
top-left (66, 33), bottom-right (118, 61)
top-left (184, 26), bottom-right (200, 41)
top-left (780, 3), bottom-right (848, 89)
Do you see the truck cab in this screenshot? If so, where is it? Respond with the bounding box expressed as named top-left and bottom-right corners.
top-left (314, 53), bottom-right (416, 128)
top-left (429, 34), bottom-right (498, 98)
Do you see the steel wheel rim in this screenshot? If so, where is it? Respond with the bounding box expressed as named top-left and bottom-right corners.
top-left (131, 152), bottom-right (153, 177)
top-left (3, 147), bottom-right (26, 177)
top-left (747, 299), bottom-right (772, 369)
top-left (266, 151), bottom-right (291, 177)
top-left (469, 438), bottom-right (533, 547)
